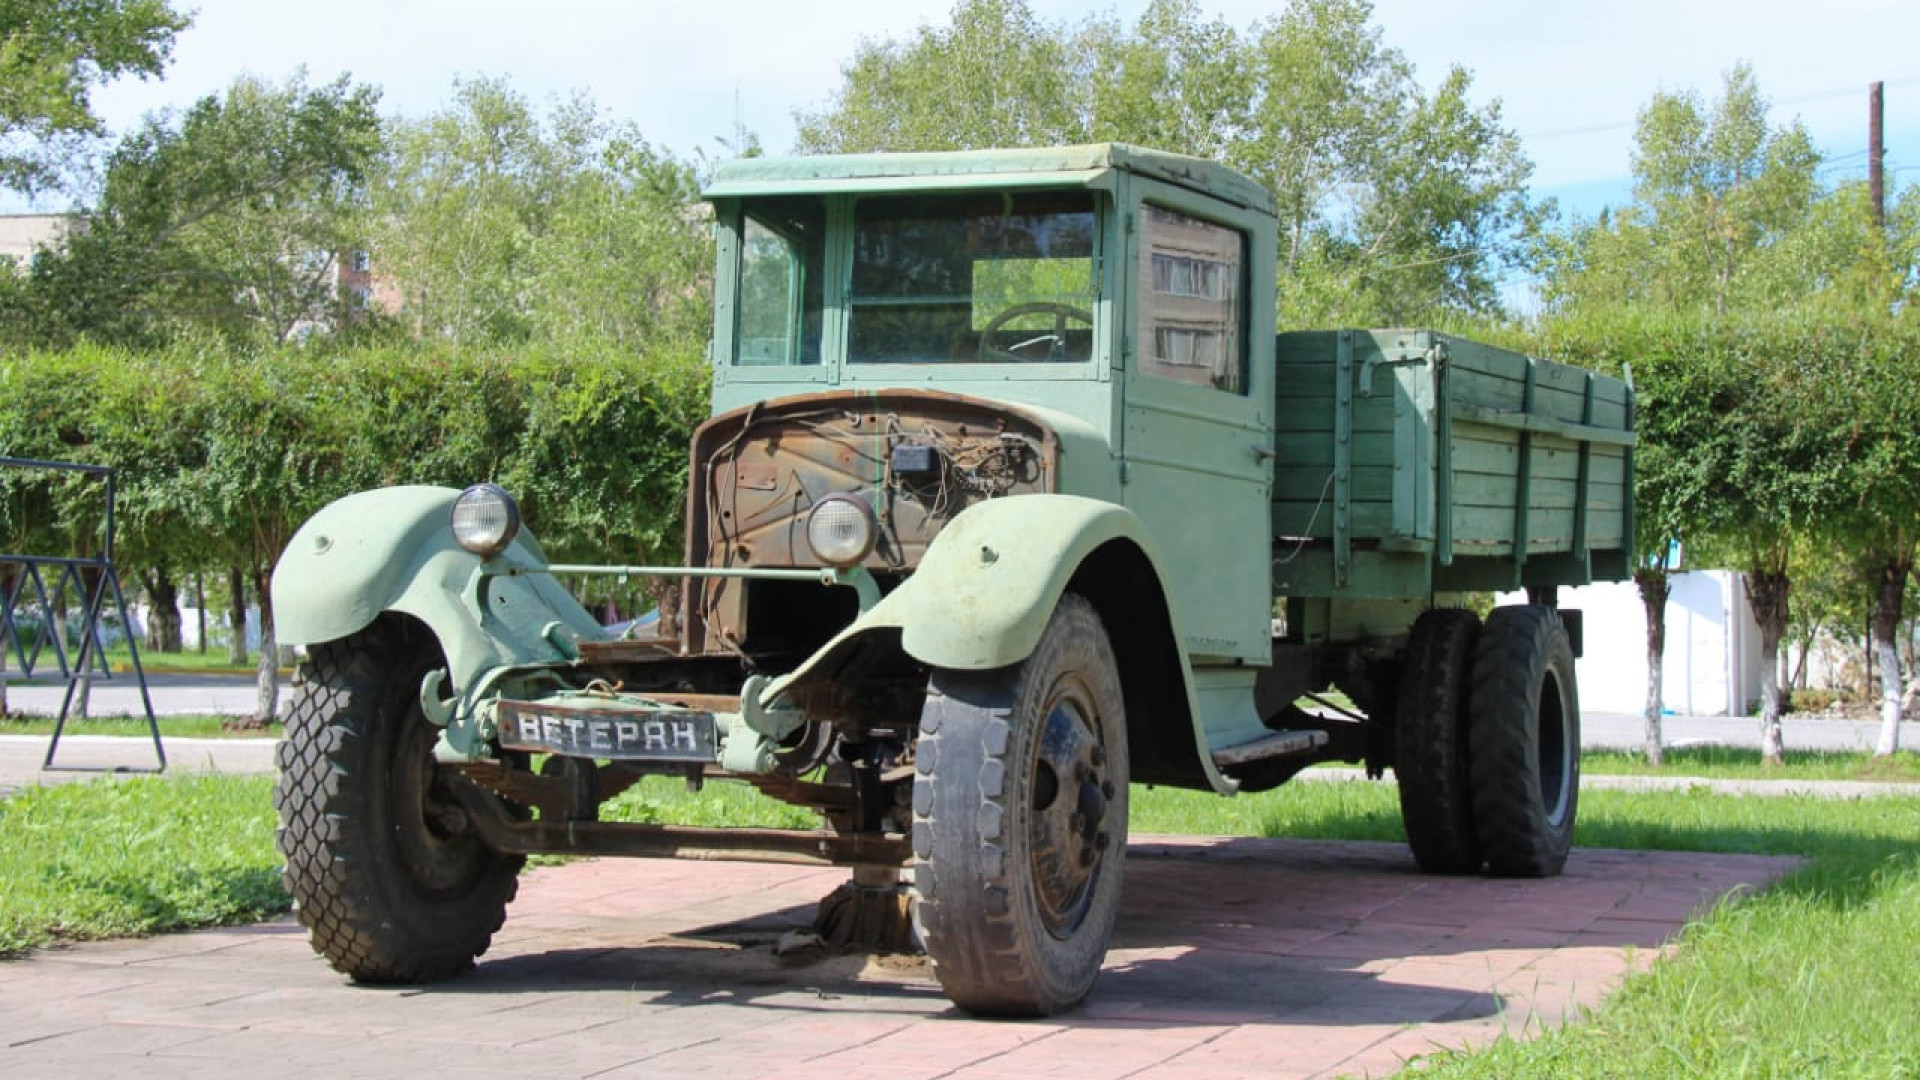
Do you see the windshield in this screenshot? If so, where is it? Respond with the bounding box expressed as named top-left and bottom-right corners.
top-left (849, 191), bottom-right (1098, 364)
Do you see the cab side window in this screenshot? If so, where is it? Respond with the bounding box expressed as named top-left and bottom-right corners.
top-left (1137, 204), bottom-right (1247, 394)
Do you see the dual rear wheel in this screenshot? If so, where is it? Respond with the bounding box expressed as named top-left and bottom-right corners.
top-left (1395, 604), bottom-right (1579, 877)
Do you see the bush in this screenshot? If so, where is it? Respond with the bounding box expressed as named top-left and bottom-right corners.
top-left (0, 339), bottom-right (711, 598)
top-left (1788, 688), bottom-right (1854, 715)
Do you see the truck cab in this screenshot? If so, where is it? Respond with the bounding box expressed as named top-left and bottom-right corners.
top-left (683, 145), bottom-right (1279, 779)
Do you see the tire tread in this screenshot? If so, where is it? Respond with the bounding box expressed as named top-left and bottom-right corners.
top-left (274, 620), bottom-right (520, 983)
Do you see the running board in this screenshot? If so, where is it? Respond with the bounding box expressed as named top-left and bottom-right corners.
top-left (1210, 728), bottom-right (1330, 768)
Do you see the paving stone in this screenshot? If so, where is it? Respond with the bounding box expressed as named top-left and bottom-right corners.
top-left (0, 837), bottom-right (1798, 1079)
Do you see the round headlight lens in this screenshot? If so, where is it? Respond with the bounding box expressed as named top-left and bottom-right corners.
top-left (805, 494), bottom-right (878, 568)
top-left (451, 483), bottom-right (521, 558)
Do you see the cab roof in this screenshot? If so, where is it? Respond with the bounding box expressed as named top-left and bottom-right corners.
top-left (703, 143), bottom-right (1276, 217)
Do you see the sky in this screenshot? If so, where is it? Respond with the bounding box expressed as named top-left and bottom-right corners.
top-left (24, 0), bottom-right (1920, 222)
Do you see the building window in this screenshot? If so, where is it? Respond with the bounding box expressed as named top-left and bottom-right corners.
top-left (1137, 204), bottom-right (1246, 394)
top-left (350, 250), bottom-right (371, 272)
top-left (1151, 253), bottom-right (1228, 300)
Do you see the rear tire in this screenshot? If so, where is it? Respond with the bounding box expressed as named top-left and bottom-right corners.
top-left (911, 594), bottom-right (1129, 1017)
top-left (1468, 605), bottom-right (1580, 877)
top-left (274, 618), bottom-right (523, 982)
top-left (1394, 608), bottom-right (1483, 873)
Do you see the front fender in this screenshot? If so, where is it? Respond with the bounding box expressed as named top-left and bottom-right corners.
top-left (892, 494), bottom-right (1168, 669)
top-left (761, 493), bottom-right (1236, 794)
top-left (768, 494), bottom-right (1171, 689)
top-left (272, 485), bottom-right (605, 693)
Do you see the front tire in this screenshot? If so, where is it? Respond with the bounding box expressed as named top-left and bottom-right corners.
top-left (911, 594), bottom-right (1129, 1017)
top-left (1468, 605), bottom-right (1580, 877)
top-left (274, 617), bottom-right (523, 982)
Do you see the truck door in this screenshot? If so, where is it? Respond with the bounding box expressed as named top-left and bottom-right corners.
top-left (1119, 189), bottom-right (1275, 665)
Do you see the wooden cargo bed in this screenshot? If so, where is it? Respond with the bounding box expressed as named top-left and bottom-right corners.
top-left (1270, 329), bottom-right (1634, 600)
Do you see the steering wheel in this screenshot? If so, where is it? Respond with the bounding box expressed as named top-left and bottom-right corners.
top-left (978, 302), bottom-right (1094, 361)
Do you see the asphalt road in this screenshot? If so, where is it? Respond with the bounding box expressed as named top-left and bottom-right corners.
top-left (9, 671), bottom-right (1916, 751)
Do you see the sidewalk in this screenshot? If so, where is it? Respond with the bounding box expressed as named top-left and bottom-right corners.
top-left (0, 734), bottom-right (276, 798)
top-left (4, 670), bottom-right (262, 718)
top-left (0, 835), bottom-right (1802, 1080)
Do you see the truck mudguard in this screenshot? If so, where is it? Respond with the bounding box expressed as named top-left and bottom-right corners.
top-left (892, 494), bottom-right (1166, 669)
top-left (764, 492), bottom-right (1237, 793)
top-left (272, 485), bottom-right (604, 692)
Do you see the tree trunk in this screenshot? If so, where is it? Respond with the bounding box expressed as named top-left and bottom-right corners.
top-left (1635, 566), bottom-right (1670, 767)
top-left (227, 566), bottom-right (249, 667)
top-left (252, 567), bottom-right (279, 723)
top-left (1864, 605), bottom-right (1875, 698)
top-left (1873, 558), bottom-right (1911, 757)
top-left (195, 572), bottom-right (208, 655)
top-left (1744, 569), bottom-right (1791, 765)
top-left (140, 567), bottom-right (184, 653)
top-left (0, 566), bottom-right (12, 715)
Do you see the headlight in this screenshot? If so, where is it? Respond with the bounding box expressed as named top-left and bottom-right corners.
top-left (451, 483), bottom-right (521, 558)
top-left (805, 494), bottom-right (878, 567)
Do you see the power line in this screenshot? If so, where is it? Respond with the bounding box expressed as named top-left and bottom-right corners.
top-left (1521, 75), bottom-right (1920, 143)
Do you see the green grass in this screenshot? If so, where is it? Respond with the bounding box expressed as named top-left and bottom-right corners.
top-left (1410, 788), bottom-right (1920, 1079)
top-left (5, 770), bottom-right (1917, 1077)
top-left (0, 714), bottom-right (282, 739)
top-left (0, 775), bottom-right (285, 957)
top-left (101, 644), bottom-right (275, 673)
top-left (601, 776), bottom-right (818, 829)
top-left (1581, 745), bottom-right (1920, 783)
top-left (3, 644), bottom-right (276, 678)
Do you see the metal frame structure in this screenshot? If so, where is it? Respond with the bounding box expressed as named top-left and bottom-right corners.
top-left (0, 457), bottom-right (164, 773)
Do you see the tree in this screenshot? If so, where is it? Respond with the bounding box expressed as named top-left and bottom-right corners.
top-left (1817, 318), bottom-right (1920, 755)
top-left (0, 0), bottom-right (188, 194)
top-left (1541, 63), bottom-right (1821, 316)
top-left (1546, 314), bottom-right (1750, 766)
top-left (1540, 66), bottom-right (1920, 764)
top-left (1345, 64), bottom-right (1537, 321)
top-left (1082, 0), bottom-right (1247, 161)
top-left (192, 353), bottom-right (356, 721)
top-left (795, 0), bottom-right (1089, 153)
top-left (795, 0), bottom-right (1539, 325)
top-left (368, 78), bottom-right (552, 344)
top-left (521, 132), bottom-right (711, 351)
top-left (105, 71), bottom-right (383, 345)
top-left (0, 72), bottom-right (384, 350)
top-left (368, 79), bottom-right (711, 349)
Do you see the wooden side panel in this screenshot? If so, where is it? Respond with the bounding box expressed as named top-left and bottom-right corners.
top-left (1272, 329), bottom-right (1636, 600)
top-left (1272, 330), bottom-right (1424, 543)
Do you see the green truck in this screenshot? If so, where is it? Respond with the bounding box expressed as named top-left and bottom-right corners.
top-left (271, 143), bottom-right (1634, 1017)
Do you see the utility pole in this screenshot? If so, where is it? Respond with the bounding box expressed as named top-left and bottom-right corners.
top-left (1869, 81), bottom-right (1885, 232)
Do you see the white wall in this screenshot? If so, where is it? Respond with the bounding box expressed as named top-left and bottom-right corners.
top-left (1499, 570), bottom-right (1763, 716)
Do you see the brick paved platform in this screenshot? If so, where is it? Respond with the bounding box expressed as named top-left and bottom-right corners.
top-left (0, 836), bottom-right (1798, 1080)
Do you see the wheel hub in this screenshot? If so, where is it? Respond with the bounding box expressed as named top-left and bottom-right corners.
top-left (1029, 689), bottom-right (1112, 938)
top-left (394, 717), bottom-right (490, 896)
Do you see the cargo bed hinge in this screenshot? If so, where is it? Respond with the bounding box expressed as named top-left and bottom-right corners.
top-left (1358, 342), bottom-right (1443, 399)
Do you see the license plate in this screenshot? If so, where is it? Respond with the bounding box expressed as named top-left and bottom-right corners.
top-left (496, 700), bottom-right (719, 762)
